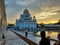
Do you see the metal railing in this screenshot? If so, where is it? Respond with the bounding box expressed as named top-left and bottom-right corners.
top-left (15, 30), bottom-right (58, 41)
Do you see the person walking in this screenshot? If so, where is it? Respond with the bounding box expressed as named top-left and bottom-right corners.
top-left (54, 34), bottom-right (60, 45)
top-left (39, 31), bottom-right (50, 45)
top-left (25, 30), bottom-right (28, 37)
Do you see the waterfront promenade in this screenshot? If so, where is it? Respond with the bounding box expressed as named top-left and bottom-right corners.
top-left (0, 30), bottom-right (55, 45)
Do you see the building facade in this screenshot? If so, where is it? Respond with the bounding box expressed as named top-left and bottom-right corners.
top-left (0, 0), bottom-right (7, 40)
top-left (16, 9), bottom-right (37, 32)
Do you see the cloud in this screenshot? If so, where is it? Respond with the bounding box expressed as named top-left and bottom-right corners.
top-left (16, 0), bottom-right (39, 5)
top-left (5, 0), bottom-right (60, 24)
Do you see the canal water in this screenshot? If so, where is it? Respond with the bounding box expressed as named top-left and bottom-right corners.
top-left (36, 31), bottom-right (60, 40)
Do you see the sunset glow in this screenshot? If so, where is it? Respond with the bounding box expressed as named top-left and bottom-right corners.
top-left (5, 0), bottom-right (60, 24)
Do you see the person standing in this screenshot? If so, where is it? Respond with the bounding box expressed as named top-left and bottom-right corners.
top-left (25, 30), bottom-right (28, 37)
top-left (39, 31), bottom-right (50, 45)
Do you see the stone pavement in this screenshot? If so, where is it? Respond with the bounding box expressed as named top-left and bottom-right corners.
top-left (2, 30), bottom-right (55, 45)
top-left (5, 31), bottom-right (28, 45)
top-left (15, 31), bottom-right (55, 45)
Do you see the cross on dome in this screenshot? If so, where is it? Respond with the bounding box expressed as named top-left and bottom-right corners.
top-left (23, 9), bottom-right (29, 14)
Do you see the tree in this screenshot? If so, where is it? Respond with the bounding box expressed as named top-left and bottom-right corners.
top-left (40, 23), bottom-right (45, 28)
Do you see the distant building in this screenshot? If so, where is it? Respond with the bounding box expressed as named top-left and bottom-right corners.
top-left (7, 24), bottom-right (15, 31)
top-left (7, 24), bottom-right (15, 28)
top-left (15, 9), bottom-right (37, 32)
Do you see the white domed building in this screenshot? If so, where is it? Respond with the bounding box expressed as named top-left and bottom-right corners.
top-left (15, 9), bottom-right (37, 32)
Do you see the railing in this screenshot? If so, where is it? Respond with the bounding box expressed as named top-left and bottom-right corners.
top-left (12, 31), bottom-right (38, 45)
top-left (27, 32), bottom-right (57, 41)
top-left (12, 30), bottom-right (58, 45)
top-left (15, 30), bottom-right (58, 42)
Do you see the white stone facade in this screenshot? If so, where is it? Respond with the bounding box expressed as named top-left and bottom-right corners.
top-left (16, 9), bottom-right (37, 32)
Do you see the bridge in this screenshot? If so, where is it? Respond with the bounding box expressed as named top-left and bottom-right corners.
top-left (37, 24), bottom-right (60, 32)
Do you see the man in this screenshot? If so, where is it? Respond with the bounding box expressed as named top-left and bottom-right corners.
top-left (39, 31), bottom-right (50, 45)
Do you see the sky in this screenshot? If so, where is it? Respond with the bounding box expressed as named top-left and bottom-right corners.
top-left (5, 0), bottom-right (60, 24)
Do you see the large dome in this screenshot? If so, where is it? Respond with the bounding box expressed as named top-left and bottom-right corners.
top-left (23, 9), bottom-right (29, 14)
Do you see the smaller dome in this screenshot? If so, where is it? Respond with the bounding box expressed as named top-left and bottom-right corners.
top-left (23, 9), bottom-right (29, 14)
top-left (33, 16), bottom-right (36, 18)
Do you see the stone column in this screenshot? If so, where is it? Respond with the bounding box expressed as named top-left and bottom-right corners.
top-left (0, 0), bottom-right (7, 40)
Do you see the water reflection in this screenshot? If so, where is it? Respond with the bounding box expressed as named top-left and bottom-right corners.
top-left (36, 31), bottom-right (60, 40)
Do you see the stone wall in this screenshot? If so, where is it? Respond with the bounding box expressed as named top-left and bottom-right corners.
top-left (0, 0), bottom-right (7, 40)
